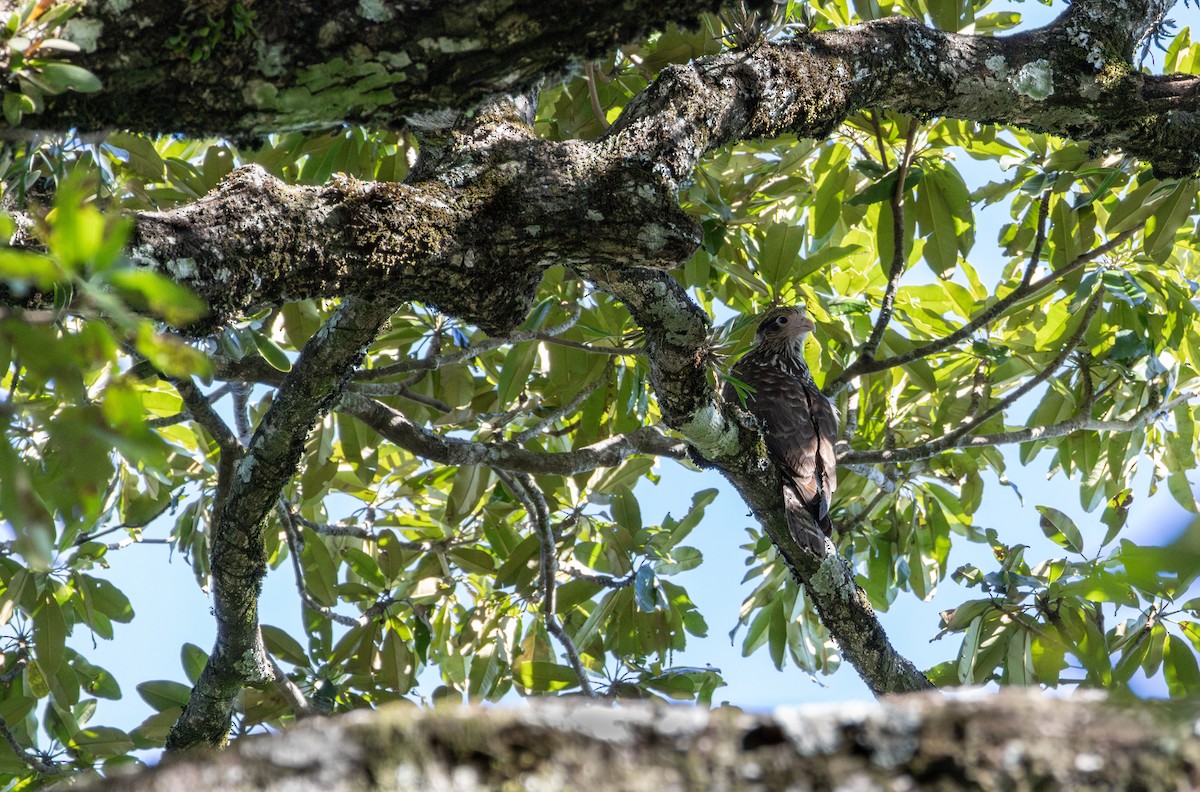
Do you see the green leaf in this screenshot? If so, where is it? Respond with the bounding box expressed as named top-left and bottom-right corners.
top-left (757, 222), bottom-right (806, 293)
top-left (262, 625), bottom-right (308, 667)
top-left (1035, 506), bottom-right (1084, 554)
top-left (247, 329), bottom-right (293, 372)
top-left (70, 726), bottom-right (134, 758)
top-left (37, 62), bottom-right (102, 93)
top-left (633, 564), bottom-right (658, 612)
top-left (846, 165), bottom-right (924, 206)
top-left (136, 680), bottom-right (192, 712)
top-left (105, 269), bottom-right (208, 326)
top-left (107, 132), bottom-right (166, 180)
top-left (1164, 634), bottom-right (1200, 697)
top-left (0, 248), bottom-right (59, 288)
top-left (495, 341), bottom-right (536, 408)
top-left (180, 643), bottom-right (208, 684)
top-left (34, 597), bottom-right (68, 677)
top-left (515, 661), bottom-right (579, 692)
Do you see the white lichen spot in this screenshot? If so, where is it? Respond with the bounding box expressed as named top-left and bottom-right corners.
top-left (357, 0), bottom-right (394, 22)
top-left (586, 210), bottom-right (604, 221)
top-left (1011, 59), bottom-right (1053, 100)
top-left (236, 454), bottom-right (256, 483)
top-left (984, 55), bottom-right (1008, 77)
top-left (104, 0), bottom-right (132, 12)
top-left (378, 50), bottom-right (412, 69)
top-left (63, 18), bottom-right (103, 53)
top-left (680, 403), bottom-right (739, 458)
top-left (1075, 753), bottom-right (1103, 773)
top-left (165, 257), bottom-right (197, 280)
top-left (317, 20), bottom-right (342, 49)
top-left (637, 223), bottom-right (669, 252)
top-left (524, 225), bottom-right (541, 235)
top-left (436, 36), bottom-right (483, 53)
top-left (215, 267), bottom-right (232, 283)
top-left (255, 40), bottom-right (288, 78)
top-left (463, 249), bottom-right (476, 269)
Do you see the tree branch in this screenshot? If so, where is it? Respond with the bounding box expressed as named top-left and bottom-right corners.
top-left (359, 304), bottom-right (582, 380)
top-left (0, 717), bottom-right (59, 777)
top-left (843, 291), bottom-right (1106, 465)
top-left (496, 471), bottom-right (597, 699)
top-left (338, 392), bottom-right (685, 475)
top-left (853, 121), bottom-right (918, 367)
top-left (828, 226), bottom-right (1141, 393)
top-left (166, 296), bottom-right (397, 751)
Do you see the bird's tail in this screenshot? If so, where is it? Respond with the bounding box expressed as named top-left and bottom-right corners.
top-left (783, 483), bottom-right (828, 558)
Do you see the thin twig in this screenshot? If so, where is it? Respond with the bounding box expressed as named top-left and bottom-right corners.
top-left (513, 362), bottom-right (613, 443)
top-left (828, 225), bottom-right (1142, 394)
top-left (562, 565), bottom-right (636, 589)
top-left (0, 646), bottom-right (27, 685)
top-left (358, 303), bottom-right (583, 380)
top-left (278, 502), bottom-right (367, 628)
top-left (534, 333), bottom-right (642, 356)
top-left (585, 63), bottom-right (611, 130)
top-left (856, 121), bottom-right (918, 365)
top-left (74, 497), bottom-right (176, 546)
top-left (840, 462), bottom-right (896, 493)
top-left (842, 292), bottom-right (1112, 465)
top-left (278, 502), bottom-right (397, 628)
top-left (1021, 190), bottom-right (1053, 289)
top-left (0, 716), bottom-right (58, 776)
top-left (869, 109), bottom-right (889, 171)
top-left (339, 391), bottom-right (686, 475)
top-left (496, 470), bottom-right (597, 698)
top-left (264, 647), bottom-right (314, 717)
top-left (349, 382), bottom-right (454, 413)
top-left (171, 375), bottom-right (242, 515)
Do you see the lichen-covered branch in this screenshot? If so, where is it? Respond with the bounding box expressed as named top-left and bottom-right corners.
top-left (78, 692), bottom-right (1200, 792)
top-left (20, 0), bottom-right (770, 137)
top-left (165, 296), bottom-right (398, 751)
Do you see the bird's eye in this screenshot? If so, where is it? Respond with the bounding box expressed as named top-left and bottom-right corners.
top-left (776, 316), bottom-right (788, 325)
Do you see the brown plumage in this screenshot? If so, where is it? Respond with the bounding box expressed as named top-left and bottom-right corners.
top-left (723, 306), bottom-right (838, 556)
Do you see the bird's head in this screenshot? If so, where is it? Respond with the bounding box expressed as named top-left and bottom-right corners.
top-left (754, 306), bottom-right (815, 352)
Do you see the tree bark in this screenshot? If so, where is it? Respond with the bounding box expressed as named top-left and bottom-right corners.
top-left (10, 0), bottom-right (769, 136)
top-left (81, 692), bottom-right (1200, 791)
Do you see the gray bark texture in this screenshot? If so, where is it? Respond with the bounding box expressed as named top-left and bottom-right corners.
top-left (84, 692), bottom-right (1200, 791)
top-left (13, 0), bottom-right (771, 136)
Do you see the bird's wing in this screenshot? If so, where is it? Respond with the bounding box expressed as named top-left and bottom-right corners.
top-left (733, 362), bottom-right (826, 508)
top-left (806, 380), bottom-right (839, 499)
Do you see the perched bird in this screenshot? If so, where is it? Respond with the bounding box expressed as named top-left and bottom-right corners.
top-left (723, 306), bottom-right (838, 556)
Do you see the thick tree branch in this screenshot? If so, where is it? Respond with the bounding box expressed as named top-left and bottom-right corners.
top-left (22, 0), bottom-right (770, 136)
top-left (166, 296), bottom-right (397, 751)
top-left (338, 392), bottom-right (685, 474)
top-left (90, 691), bottom-right (1200, 792)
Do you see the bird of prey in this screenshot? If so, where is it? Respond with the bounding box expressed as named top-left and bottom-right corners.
top-left (723, 306), bottom-right (838, 556)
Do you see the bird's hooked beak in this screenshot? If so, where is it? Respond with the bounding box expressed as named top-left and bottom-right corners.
top-left (787, 311), bottom-right (815, 339)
